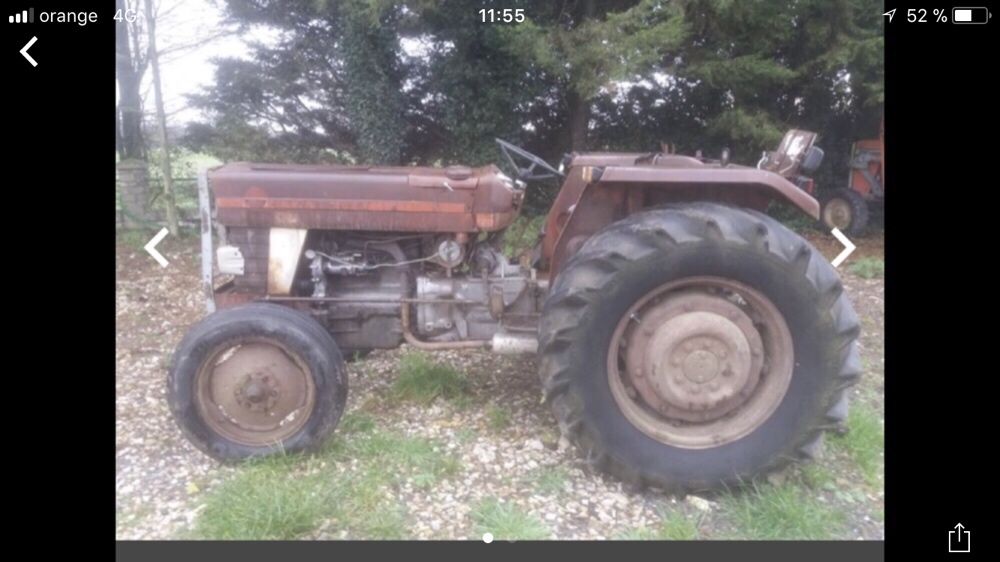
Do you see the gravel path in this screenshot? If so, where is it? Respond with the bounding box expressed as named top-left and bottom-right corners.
top-left (116, 232), bottom-right (884, 540)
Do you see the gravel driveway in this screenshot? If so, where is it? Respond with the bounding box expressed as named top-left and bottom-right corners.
top-left (116, 232), bottom-right (884, 540)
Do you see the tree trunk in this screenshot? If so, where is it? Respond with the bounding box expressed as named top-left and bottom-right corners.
top-left (116, 0), bottom-right (151, 231)
top-left (115, 0), bottom-right (144, 162)
top-left (144, 0), bottom-right (180, 237)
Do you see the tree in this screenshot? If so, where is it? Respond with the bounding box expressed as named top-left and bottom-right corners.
top-left (144, 0), bottom-right (181, 236)
top-left (675, 0), bottom-right (884, 184)
top-left (499, 0), bottom-right (687, 150)
top-left (186, 0), bottom-right (883, 207)
top-left (116, 0), bottom-right (147, 162)
top-left (185, 0), bottom-right (409, 164)
top-left (116, 0), bottom-right (153, 230)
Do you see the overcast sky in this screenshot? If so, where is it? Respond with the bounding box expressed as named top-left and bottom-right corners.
top-left (141, 0), bottom-right (257, 124)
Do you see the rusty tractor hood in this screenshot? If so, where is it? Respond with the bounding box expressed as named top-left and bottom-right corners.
top-left (209, 162), bottom-right (521, 233)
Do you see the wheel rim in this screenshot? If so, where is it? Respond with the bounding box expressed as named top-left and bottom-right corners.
top-left (823, 198), bottom-right (853, 230)
top-left (195, 338), bottom-right (316, 446)
top-left (607, 277), bottom-right (794, 449)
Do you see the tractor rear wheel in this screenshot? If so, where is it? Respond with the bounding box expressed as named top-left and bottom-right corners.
top-left (538, 203), bottom-right (861, 492)
top-left (168, 303), bottom-right (348, 461)
top-left (820, 188), bottom-right (869, 236)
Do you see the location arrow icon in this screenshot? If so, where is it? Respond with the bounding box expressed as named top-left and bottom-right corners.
top-left (884, 9), bottom-right (896, 23)
top-left (20, 36), bottom-right (38, 67)
top-left (830, 228), bottom-right (856, 268)
top-left (144, 227), bottom-right (170, 267)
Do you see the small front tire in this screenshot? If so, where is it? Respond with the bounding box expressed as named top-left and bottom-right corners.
top-left (167, 303), bottom-right (348, 461)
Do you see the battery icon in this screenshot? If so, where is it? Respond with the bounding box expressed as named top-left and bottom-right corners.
top-left (952, 7), bottom-right (990, 23)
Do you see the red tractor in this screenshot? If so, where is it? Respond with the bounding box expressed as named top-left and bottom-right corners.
top-left (818, 122), bottom-right (885, 235)
top-left (168, 130), bottom-right (859, 492)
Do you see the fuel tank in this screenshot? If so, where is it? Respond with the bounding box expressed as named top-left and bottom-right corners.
top-left (210, 162), bottom-right (521, 233)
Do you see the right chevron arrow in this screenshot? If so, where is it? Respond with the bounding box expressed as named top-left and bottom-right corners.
top-left (830, 228), bottom-right (856, 268)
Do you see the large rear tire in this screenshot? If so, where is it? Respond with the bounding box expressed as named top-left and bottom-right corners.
top-left (168, 303), bottom-right (348, 461)
top-left (538, 203), bottom-right (861, 492)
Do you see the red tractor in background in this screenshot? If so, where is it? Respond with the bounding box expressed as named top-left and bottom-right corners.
top-left (818, 120), bottom-right (885, 236)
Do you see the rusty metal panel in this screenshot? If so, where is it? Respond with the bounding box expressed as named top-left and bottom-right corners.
top-left (209, 162), bottom-right (518, 233)
top-left (595, 166), bottom-right (819, 218)
top-left (543, 165), bottom-right (820, 277)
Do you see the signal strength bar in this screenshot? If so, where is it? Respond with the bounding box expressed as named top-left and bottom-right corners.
top-left (9, 8), bottom-right (34, 23)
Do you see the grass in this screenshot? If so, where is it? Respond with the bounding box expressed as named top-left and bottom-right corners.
top-left (799, 463), bottom-right (837, 491)
top-left (829, 401), bottom-right (884, 486)
top-left (617, 510), bottom-right (701, 540)
top-left (454, 427), bottom-right (478, 443)
top-left (193, 455), bottom-right (332, 540)
top-left (525, 466), bottom-right (570, 495)
top-left (848, 257), bottom-right (885, 279)
top-left (338, 411), bottom-right (377, 434)
top-left (721, 481), bottom-right (847, 539)
top-left (470, 498), bottom-right (550, 540)
top-left (117, 228), bottom-right (154, 250)
top-left (486, 404), bottom-right (512, 431)
top-left (390, 352), bottom-right (470, 404)
top-left (192, 416), bottom-right (460, 540)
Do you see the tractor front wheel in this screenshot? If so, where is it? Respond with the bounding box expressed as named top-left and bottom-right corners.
top-left (538, 203), bottom-right (861, 492)
top-left (167, 303), bottom-right (348, 461)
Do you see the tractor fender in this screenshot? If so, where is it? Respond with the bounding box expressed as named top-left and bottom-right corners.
top-left (542, 165), bottom-right (819, 277)
top-left (596, 166), bottom-right (819, 218)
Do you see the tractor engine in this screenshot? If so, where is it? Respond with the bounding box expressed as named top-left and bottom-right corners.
top-left (205, 161), bottom-right (543, 355)
top-left (250, 231), bottom-right (544, 355)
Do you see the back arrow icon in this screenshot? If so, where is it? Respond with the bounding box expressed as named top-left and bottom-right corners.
top-left (20, 36), bottom-right (38, 67)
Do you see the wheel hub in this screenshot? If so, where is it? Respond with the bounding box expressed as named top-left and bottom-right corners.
top-left (195, 340), bottom-right (315, 445)
top-left (624, 293), bottom-right (763, 423)
top-left (608, 277), bottom-right (795, 449)
top-left (823, 199), bottom-right (852, 229)
top-left (235, 372), bottom-right (281, 412)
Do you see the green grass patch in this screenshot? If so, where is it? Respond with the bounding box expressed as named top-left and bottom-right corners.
top-left (327, 429), bottom-right (461, 489)
top-left (829, 402), bottom-right (884, 486)
top-left (193, 455), bottom-right (331, 540)
top-left (117, 228), bottom-right (154, 250)
top-left (339, 411), bottom-right (377, 435)
top-left (525, 465), bottom-right (570, 495)
top-left (848, 257), bottom-right (885, 279)
top-left (194, 424), bottom-right (461, 540)
top-left (486, 404), bottom-right (512, 431)
top-left (721, 481), bottom-right (847, 539)
top-left (391, 352), bottom-right (470, 404)
top-left (454, 427), bottom-right (478, 443)
top-left (799, 463), bottom-right (837, 491)
top-left (617, 510), bottom-right (701, 540)
top-left (470, 498), bottom-right (550, 540)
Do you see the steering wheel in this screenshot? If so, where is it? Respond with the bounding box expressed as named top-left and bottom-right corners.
top-left (495, 138), bottom-right (565, 182)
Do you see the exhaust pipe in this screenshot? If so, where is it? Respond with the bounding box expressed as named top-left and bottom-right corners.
top-left (491, 332), bottom-right (538, 354)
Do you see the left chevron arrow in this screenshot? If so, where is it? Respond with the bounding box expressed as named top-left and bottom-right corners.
top-left (20, 36), bottom-right (38, 67)
top-left (144, 227), bottom-right (170, 267)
